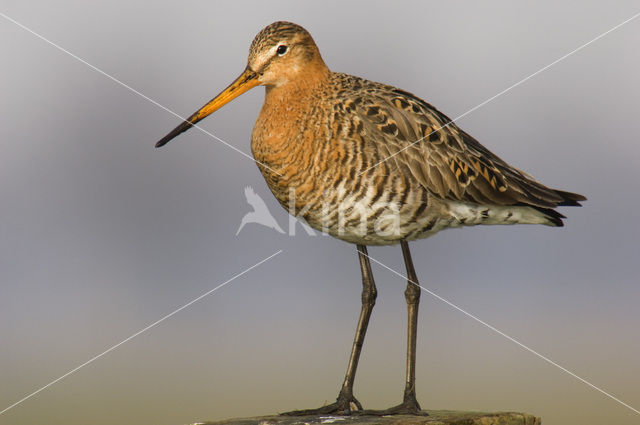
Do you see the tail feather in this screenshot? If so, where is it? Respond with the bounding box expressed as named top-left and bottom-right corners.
top-left (528, 206), bottom-right (566, 227)
top-left (447, 186), bottom-right (585, 229)
top-left (520, 189), bottom-right (585, 227)
top-left (554, 189), bottom-right (586, 207)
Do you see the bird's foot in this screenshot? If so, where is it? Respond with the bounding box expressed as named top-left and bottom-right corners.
top-left (280, 390), bottom-right (363, 416)
top-left (356, 394), bottom-right (427, 416)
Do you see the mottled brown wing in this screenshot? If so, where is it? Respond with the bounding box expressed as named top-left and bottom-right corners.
top-left (354, 86), bottom-right (580, 208)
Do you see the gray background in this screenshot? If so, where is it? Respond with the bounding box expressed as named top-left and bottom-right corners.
top-left (1, 1), bottom-right (639, 424)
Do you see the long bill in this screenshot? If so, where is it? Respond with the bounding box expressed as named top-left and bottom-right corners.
top-left (155, 67), bottom-right (260, 148)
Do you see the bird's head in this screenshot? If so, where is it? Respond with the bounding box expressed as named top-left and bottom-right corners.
top-left (247, 21), bottom-right (326, 87)
top-left (156, 21), bottom-right (327, 148)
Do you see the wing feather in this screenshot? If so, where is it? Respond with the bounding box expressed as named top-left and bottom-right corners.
top-left (350, 84), bottom-right (583, 208)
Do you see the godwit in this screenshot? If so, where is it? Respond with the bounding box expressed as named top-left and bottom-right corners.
top-left (155, 21), bottom-right (585, 416)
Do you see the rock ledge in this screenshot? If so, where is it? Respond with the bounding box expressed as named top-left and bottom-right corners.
top-left (198, 411), bottom-right (540, 425)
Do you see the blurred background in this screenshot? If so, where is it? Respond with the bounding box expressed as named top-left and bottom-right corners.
top-left (1, 1), bottom-right (639, 424)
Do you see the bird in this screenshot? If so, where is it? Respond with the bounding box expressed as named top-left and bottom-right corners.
top-left (236, 185), bottom-right (285, 235)
top-left (155, 21), bottom-right (585, 416)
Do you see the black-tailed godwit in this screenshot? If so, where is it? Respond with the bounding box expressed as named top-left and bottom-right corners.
top-left (156, 21), bottom-right (585, 416)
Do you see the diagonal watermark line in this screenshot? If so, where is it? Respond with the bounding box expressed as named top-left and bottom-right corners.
top-left (361, 251), bottom-right (640, 416)
top-left (0, 11), bottom-right (282, 177)
top-left (359, 10), bottom-right (640, 176)
top-left (0, 250), bottom-right (283, 416)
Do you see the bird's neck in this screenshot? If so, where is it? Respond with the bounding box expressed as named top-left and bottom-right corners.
top-left (265, 64), bottom-right (329, 102)
top-left (256, 62), bottom-right (330, 144)
top-left (251, 65), bottom-right (330, 207)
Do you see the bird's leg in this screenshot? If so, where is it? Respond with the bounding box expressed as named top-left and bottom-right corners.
top-left (359, 240), bottom-right (427, 416)
top-left (281, 244), bottom-right (376, 416)
top-left (338, 244), bottom-right (377, 408)
top-left (399, 240), bottom-right (424, 412)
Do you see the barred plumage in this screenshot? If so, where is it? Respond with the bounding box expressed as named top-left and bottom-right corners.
top-left (251, 68), bottom-right (584, 245)
top-left (156, 20), bottom-right (585, 415)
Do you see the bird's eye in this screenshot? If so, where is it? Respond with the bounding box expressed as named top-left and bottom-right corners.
top-left (276, 45), bottom-right (288, 56)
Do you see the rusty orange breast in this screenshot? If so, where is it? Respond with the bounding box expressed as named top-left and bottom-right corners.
top-left (251, 80), bottom-right (330, 205)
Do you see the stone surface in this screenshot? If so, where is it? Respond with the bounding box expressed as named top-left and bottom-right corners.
top-left (198, 411), bottom-right (540, 425)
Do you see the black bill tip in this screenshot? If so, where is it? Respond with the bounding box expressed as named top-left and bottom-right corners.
top-left (155, 120), bottom-right (195, 148)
